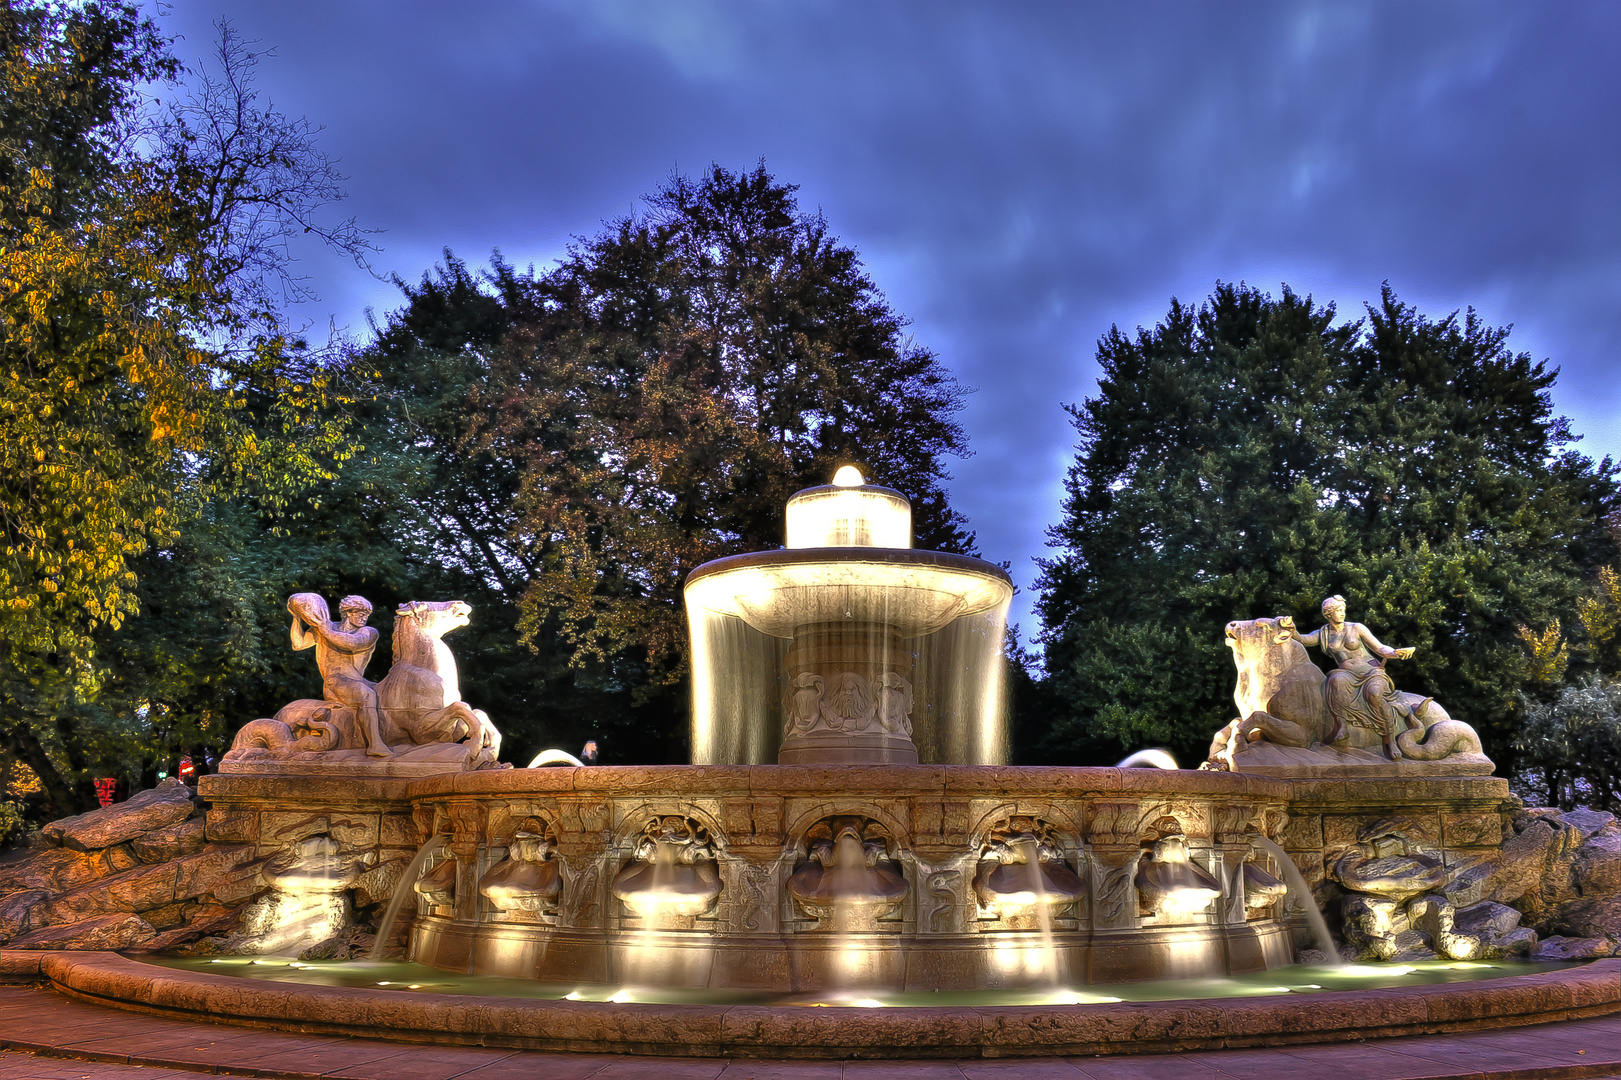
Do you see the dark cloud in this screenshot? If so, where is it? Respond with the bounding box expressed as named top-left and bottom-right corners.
top-left (160, 1), bottom-right (1621, 643)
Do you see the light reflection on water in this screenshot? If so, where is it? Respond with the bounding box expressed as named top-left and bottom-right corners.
top-left (154, 956), bottom-right (1580, 1008)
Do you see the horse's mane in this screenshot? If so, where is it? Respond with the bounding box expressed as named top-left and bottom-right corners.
top-left (393, 604), bottom-right (433, 668)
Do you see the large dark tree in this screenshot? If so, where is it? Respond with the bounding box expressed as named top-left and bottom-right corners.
top-left (1036, 282), bottom-right (1621, 770)
top-left (350, 165), bottom-right (975, 764)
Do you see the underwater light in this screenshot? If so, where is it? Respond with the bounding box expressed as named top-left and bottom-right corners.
top-left (832, 466), bottom-right (864, 487)
top-left (564, 991), bottom-right (583, 1001)
top-left (609, 989), bottom-right (634, 1003)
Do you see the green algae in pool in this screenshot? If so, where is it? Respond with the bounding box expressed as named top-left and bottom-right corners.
top-left (144, 955), bottom-right (1580, 1008)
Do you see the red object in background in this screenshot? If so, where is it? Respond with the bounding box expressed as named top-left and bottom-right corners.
top-left (178, 756), bottom-right (195, 781)
top-left (94, 778), bottom-right (117, 808)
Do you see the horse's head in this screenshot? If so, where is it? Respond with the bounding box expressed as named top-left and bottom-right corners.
top-left (394, 600), bottom-right (472, 640)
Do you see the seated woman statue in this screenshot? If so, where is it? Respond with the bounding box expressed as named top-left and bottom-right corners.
top-left (1280, 595), bottom-right (1423, 760)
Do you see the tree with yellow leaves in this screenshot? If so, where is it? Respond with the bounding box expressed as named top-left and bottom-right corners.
top-left (1, 4), bottom-right (363, 814)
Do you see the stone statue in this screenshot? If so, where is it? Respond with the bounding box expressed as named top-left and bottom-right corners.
top-left (290, 594), bottom-right (390, 757)
top-left (1281, 595), bottom-right (1417, 760)
top-left (1203, 600), bottom-right (1490, 776)
top-left (223, 593), bottom-right (502, 775)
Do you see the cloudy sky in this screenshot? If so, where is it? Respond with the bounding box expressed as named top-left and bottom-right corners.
top-left (159, 2), bottom-right (1621, 647)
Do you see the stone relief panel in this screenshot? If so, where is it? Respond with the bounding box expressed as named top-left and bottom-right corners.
top-left (787, 815), bottom-right (909, 931)
top-left (478, 817), bottom-right (562, 922)
top-left (972, 815), bottom-right (1087, 930)
top-left (1135, 816), bottom-right (1222, 923)
top-left (783, 671), bottom-right (914, 739)
top-left (610, 816), bottom-right (723, 929)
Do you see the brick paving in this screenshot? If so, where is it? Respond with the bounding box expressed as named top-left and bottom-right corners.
top-left (5, 983), bottom-right (1621, 1080)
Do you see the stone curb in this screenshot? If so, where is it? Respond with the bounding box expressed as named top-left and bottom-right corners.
top-left (10, 950), bottom-right (1619, 1060)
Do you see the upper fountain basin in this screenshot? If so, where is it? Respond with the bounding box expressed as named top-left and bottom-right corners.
top-left (784, 481), bottom-right (913, 549)
top-left (684, 547), bottom-right (1013, 638)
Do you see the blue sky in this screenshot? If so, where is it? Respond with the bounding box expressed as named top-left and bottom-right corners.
top-left (159, 2), bottom-right (1621, 648)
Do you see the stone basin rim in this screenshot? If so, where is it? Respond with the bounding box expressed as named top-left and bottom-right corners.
top-left (16, 951), bottom-right (1619, 1060)
top-left (685, 546), bottom-right (1015, 587)
top-left (378, 763), bottom-right (1299, 799)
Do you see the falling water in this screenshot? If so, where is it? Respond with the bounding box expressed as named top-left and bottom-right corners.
top-left (828, 829), bottom-right (868, 987)
top-left (1015, 837), bottom-right (1061, 987)
top-left (369, 833), bottom-right (446, 961)
top-left (1251, 835), bottom-right (1340, 964)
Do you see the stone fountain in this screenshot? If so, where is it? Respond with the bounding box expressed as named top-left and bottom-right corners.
top-left (7, 469), bottom-right (1621, 1057)
top-left (83, 469), bottom-right (1556, 992)
top-left (168, 470), bottom-right (1533, 990)
top-left (370, 470), bottom-right (1302, 989)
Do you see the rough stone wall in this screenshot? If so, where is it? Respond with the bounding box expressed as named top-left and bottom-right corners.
top-left (0, 779), bottom-right (258, 951)
top-left (1281, 776), bottom-right (1621, 960)
top-left (199, 774), bottom-right (425, 957)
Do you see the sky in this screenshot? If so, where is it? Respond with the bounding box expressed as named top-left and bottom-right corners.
top-left (159, 1), bottom-right (1621, 650)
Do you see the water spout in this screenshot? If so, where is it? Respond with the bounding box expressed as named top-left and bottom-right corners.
top-left (370, 832), bottom-right (446, 961)
top-left (1251, 835), bottom-right (1340, 964)
top-left (527, 749), bottom-right (586, 768)
top-left (1117, 749), bottom-right (1179, 769)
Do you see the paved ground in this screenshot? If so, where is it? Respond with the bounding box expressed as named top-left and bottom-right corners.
top-left (4, 983), bottom-right (1621, 1080)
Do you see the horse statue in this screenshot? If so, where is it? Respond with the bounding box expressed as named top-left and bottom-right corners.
top-left (1204, 616), bottom-right (1486, 772)
top-left (228, 596), bottom-right (501, 771)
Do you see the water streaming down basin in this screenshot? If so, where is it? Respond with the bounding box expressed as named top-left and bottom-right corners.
top-left (1252, 835), bottom-right (1341, 963)
top-left (686, 468), bottom-right (1013, 765)
top-left (400, 470), bottom-right (1306, 992)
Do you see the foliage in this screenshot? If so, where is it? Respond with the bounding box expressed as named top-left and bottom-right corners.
top-left (470, 165), bottom-right (973, 708)
top-left (1036, 282), bottom-right (1621, 767)
top-left (0, 800), bottom-right (24, 849)
top-left (1514, 678), bottom-right (1621, 811)
top-left (0, 3), bottom-right (363, 813)
top-left (1578, 566), bottom-right (1621, 667)
top-left (1518, 621), bottom-right (1569, 686)
top-left (337, 165), bottom-right (975, 763)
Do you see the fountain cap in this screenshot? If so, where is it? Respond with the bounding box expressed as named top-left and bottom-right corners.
top-left (784, 472), bottom-right (911, 549)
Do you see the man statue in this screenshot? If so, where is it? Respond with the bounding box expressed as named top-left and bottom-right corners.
top-left (289, 594), bottom-right (392, 757)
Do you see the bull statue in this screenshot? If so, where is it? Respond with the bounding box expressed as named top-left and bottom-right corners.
top-left (1205, 600), bottom-right (1487, 773)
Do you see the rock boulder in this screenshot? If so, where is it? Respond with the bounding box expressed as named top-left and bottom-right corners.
top-left (6, 912), bottom-right (156, 950)
top-left (133, 818), bottom-right (206, 863)
top-left (47, 779), bottom-right (196, 852)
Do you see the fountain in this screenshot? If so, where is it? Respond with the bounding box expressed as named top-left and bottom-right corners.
top-left (16, 469), bottom-right (1614, 1059)
top-left (382, 469), bottom-right (1298, 990)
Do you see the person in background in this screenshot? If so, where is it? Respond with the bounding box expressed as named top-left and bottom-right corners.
top-left (580, 740), bottom-right (599, 766)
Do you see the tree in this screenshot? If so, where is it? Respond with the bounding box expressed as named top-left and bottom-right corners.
top-left (1036, 282), bottom-right (1621, 769)
top-left (1515, 678), bottom-right (1621, 811)
top-left (351, 165), bottom-right (975, 762)
top-left (0, 4), bottom-right (362, 814)
top-left (484, 166), bottom-right (973, 731)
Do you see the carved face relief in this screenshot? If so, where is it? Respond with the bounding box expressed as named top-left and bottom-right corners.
top-left (822, 672), bottom-right (877, 731)
top-left (479, 824), bottom-right (562, 918)
top-left (611, 815), bottom-right (722, 923)
top-left (973, 816), bottom-right (1086, 924)
top-left (788, 815), bottom-right (908, 928)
